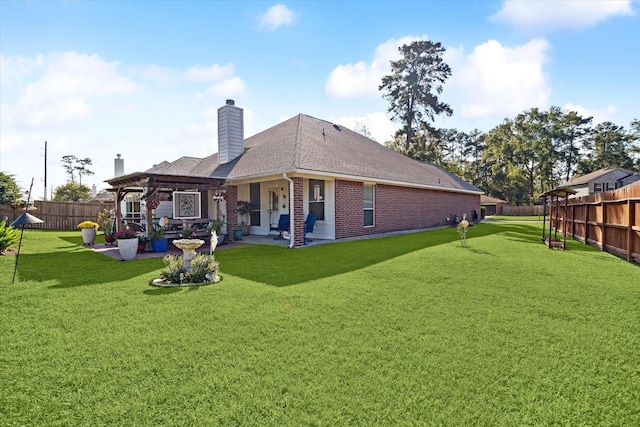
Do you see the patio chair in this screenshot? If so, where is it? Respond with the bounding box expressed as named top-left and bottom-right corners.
top-left (127, 222), bottom-right (144, 232)
top-left (304, 213), bottom-right (317, 245)
top-left (272, 214), bottom-right (290, 240)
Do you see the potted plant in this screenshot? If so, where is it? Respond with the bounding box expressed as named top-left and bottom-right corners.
top-left (237, 201), bottom-right (253, 235)
top-left (77, 221), bottom-right (99, 246)
top-left (136, 231), bottom-right (149, 253)
top-left (113, 229), bottom-right (138, 261)
top-left (97, 209), bottom-right (116, 244)
top-left (150, 225), bottom-right (168, 252)
top-left (207, 218), bottom-right (226, 246)
top-left (181, 225), bottom-right (195, 239)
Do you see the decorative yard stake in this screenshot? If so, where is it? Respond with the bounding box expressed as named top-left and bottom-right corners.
top-left (457, 214), bottom-right (469, 247)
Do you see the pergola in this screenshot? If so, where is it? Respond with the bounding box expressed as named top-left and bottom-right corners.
top-left (540, 186), bottom-right (577, 250)
top-left (106, 172), bottom-right (225, 233)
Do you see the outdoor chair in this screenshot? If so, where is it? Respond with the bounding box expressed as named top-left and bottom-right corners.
top-left (304, 213), bottom-right (317, 245)
top-left (126, 222), bottom-right (144, 232)
top-left (272, 214), bottom-right (290, 240)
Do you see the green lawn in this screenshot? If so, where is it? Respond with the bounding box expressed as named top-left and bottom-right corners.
top-left (485, 215), bottom-right (543, 221)
top-left (1, 224), bottom-right (639, 426)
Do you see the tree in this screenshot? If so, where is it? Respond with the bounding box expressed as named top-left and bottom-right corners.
top-left (53, 183), bottom-right (91, 202)
top-left (577, 122), bottom-right (634, 174)
top-left (629, 119), bottom-right (640, 168)
top-left (554, 109), bottom-right (593, 182)
top-left (380, 40), bottom-right (453, 151)
top-left (75, 158), bottom-right (94, 185)
top-left (61, 155), bottom-right (94, 184)
top-left (0, 172), bottom-right (23, 205)
top-left (61, 155), bottom-right (78, 183)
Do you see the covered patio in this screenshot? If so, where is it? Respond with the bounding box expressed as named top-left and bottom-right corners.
top-left (106, 172), bottom-right (226, 235)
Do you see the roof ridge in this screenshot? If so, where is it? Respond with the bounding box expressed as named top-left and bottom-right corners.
top-left (293, 114), bottom-right (303, 168)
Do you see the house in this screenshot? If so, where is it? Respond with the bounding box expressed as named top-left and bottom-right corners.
top-left (106, 100), bottom-right (482, 247)
top-left (480, 195), bottom-right (510, 216)
top-left (561, 168), bottom-right (640, 198)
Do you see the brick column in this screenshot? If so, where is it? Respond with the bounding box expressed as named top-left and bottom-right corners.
top-left (225, 185), bottom-right (238, 240)
top-left (292, 177), bottom-right (305, 247)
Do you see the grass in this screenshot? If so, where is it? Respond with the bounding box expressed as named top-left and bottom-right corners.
top-left (1, 224), bottom-right (639, 425)
top-left (485, 215), bottom-right (544, 221)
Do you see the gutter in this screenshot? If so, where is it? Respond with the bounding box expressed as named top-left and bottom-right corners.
top-left (283, 172), bottom-right (295, 248)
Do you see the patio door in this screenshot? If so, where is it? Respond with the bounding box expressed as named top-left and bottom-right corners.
top-left (268, 189), bottom-right (279, 229)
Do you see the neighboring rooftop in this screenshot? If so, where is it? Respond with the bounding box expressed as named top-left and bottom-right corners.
top-left (561, 167), bottom-right (639, 187)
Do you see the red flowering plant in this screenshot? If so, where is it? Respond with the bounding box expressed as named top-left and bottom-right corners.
top-left (113, 229), bottom-right (138, 240)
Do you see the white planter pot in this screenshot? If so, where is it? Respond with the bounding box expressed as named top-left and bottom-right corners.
top-left (117, 238), bottom-right (139, 261)
top-left (81, 228), bottom-right (97, 245)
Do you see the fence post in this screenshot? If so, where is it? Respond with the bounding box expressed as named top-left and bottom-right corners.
top-left (628, 199), bottom-right (635, 262)
top-left (601, 201), bottom-right (606, 251)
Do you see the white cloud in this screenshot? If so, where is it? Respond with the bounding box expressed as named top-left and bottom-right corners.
top-left (197, 77), bottom-right (247, 99)
top-left (0, 54), bottom-right (45, 83)
top-left (448, 39), bottom-right (551, 119)
top-left (332, 112), bottom-right (396, 144)
top-left (325, 35), bottom-right (427, 98)
top-left (4, 52), bottom-right (136, 129)
top-left (184, 63), bottom-right (235, 82)
top-left (132, 64), bottom-right (176, 83)
top-left (491, 0), bottom-right (635, 29)
top-left (258, 4), bottom-right (295, 31)
top-left (563, 103), bottom-right (617, 124)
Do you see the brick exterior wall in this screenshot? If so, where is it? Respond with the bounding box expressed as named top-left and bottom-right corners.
top-left (225, 185), bottom-right (238, 240)
top-left (292, 177), bottom-right (305, 247)
top-left (335, 180), bottom-right (480, 240)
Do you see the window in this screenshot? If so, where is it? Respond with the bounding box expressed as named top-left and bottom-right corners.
top-left (606, 182), bottom-right (615, 191)
top-left (125, 193), bottom-right (141, 219)
top-left (364, 184), bottom-right (374, 226)
top-left (594, 183), bottom-right (603, 192)
top-left (249, 183), bottom-right (261, 226)
top-left (309, 179), bottom-right (325, 220)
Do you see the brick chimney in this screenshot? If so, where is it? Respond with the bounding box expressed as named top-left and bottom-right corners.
top-left (218, 99), bottom-right (244, 165)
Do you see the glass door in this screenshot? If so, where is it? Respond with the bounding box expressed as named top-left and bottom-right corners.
top-left (268, 189), bottom-right (279, 229)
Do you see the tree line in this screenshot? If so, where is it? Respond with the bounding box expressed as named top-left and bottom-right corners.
top-left (379, 41), bottom-right (640, 206)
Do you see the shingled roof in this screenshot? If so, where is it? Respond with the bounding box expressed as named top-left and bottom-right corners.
top-left (147, 114), bottom-right (481, 194)
top-left (561, 167), bottom-right (639, 186)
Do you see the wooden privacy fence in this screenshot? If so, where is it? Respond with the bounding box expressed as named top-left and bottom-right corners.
top-left (501, 205), bottom-right (545, 216)
top-left (550, 184), bottom-right (640, 264)
top-left (1, 201), bottom-right (114, 230)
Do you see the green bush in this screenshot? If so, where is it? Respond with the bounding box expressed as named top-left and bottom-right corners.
top-left (190, 253), bottom-right (219, 283)
top-left (160, 253), bottom-right (219, 284)
top-left (0, 220), bottom-right (20, 253)
top-left (161, 255), bottom-right (184, 283)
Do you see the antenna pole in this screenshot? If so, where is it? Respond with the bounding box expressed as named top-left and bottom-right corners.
top-left (43, 141), bottom-right (48, 201)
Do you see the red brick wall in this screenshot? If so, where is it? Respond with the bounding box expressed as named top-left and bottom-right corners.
top-left (335, 180), bottom-right (480, 239)
top-left (292, 177), bottom-right (305, 247)
top-left (224, 185), bottom-right (238, 240)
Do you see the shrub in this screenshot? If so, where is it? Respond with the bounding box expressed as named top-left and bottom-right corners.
top-left (0, 220), bottom-right (20, 253)
top-left (161, 255), bottom-right (184, 283)
top-left (160, 253), bottom-right (219, 284)
top-left (190, 254), bottom-right (220, 283)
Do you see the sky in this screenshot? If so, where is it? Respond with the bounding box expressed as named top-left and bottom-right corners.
top-left (1, 0), bottom-right (639, 200)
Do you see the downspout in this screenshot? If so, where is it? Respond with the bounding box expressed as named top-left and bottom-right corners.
top-left (283, 172), bottom-right (295, 248)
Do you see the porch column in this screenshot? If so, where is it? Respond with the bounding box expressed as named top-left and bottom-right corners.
top-left (292, 177), bottom-right (305, 247)
top-left (226, 185), bottom-right (238, 240)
